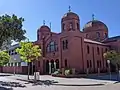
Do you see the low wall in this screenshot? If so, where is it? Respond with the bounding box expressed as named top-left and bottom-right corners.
top-left (0, 67), bottom-right (3, 73)
top-left (2, 66), bottom-right (28, 74)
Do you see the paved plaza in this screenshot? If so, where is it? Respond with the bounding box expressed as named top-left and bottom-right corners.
top-left (0, 73), bottom-right (120, 90)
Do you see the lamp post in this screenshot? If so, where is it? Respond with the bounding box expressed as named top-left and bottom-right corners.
top-left (107, 60), bottom-right (111, 80)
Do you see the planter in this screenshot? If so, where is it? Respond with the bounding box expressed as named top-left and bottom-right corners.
top-left (52, 74), bottom-right (87, 78)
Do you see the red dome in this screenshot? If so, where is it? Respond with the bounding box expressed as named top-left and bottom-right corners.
top-left (38, 25), bottom-right (51, 32)
top-left (61, 12), bottom-right (79, 22)
top-left (83, 20), bottom-right (108, 32)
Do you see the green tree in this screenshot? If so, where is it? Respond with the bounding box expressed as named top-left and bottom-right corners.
top-left (0, 14), bottom-right (26, 49)
top-left (16, 42), bottom-right (42, 80)
top-left (103, 50), bottom-right (120, 71)
top-left (0, 50), bottom-right (10, 66)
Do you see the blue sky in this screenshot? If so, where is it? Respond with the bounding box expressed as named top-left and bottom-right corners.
top-left (0, 0), bottom-right (120, 41)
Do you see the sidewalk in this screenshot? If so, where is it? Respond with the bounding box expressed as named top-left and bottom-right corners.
top-left (2, 73), bottom-right (117, 86)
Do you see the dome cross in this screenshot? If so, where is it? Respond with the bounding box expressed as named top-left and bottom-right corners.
top-left (68, 6), bottom-right (71, 12)
top-left (43, 20), bottom-right (45, 25)
top-left (92, 14), bottom-right (95, 21)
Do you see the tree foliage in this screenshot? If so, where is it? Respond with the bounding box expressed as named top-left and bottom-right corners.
top-left (0, 51), bottom-right (10, 66)
top-left (0, 14), bottom-right (26, 49)
top-left (103, 50), bottom-right (120, 65)
top-left (16, 42), bottom-right (42, 63)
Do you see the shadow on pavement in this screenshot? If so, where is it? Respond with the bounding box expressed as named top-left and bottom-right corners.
top-left (0, 81), bottom-right (26, 88)
top-left (0, 86), bottom-right (13, 90)
top-left (32, 80), bottom-right (58, 86)
top-left (87, 73), bottom-right (120, 82)
top-left (0, 75), bottom-right (12, 77)
top-left (17, 79), bottom-right (58, 86)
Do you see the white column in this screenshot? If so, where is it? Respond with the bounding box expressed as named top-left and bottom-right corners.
top-left (54, 62), bottom-right (56, 70)
top-left (49, 62), bottom-right (51, 74)
top-left (17, 62), bottom-right (18, 66)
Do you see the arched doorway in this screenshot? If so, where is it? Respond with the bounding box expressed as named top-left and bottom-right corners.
top-left (55, 59), bottom-right (59, 69)
top-left (65, 59), bottom-right (68, 68)
top-left (46, 60), bottom-right (49, 74)
top-left (51, 60), bottom-right (54, 73)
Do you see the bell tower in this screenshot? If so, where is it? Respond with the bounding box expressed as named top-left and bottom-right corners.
top-left (61, 6), bottom-right (80, 32)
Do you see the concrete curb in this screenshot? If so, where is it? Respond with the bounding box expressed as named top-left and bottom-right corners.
top-left (52, 83), bottom-right (105, 86)
top-left (113, 81), bottom-right (120, 84)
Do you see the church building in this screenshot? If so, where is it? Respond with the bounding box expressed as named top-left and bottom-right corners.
top-left (2, 8), bottom-right (120, 75)
top-left (34, 8), bottom-right (120, 75)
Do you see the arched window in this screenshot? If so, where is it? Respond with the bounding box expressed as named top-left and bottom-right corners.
top-left (63, 40), bottom-right (68, 50)
top-left (97, 47), bottom-right (100, 55)
top-left (62, 23), bottom-right (65, 30)
top-left (96, 32), bottom-right (100, 39)
top-left (104, 33), bottom-right (108, 38)
top-left (37, 34), bottom-right (39, 40)
top-left (86, 34), bottom-right (88, 38)
top-left (47, 41), bottom-right (58, 52)
top-left (46, 60), bottom-right (49, 73)
top-left (65, 40), bottom-right (68, 49)
top-left (77, 23), bottom-right (79, 29)
top-left (87, 45), bottom-right (90, 54)
top-left (69, 22), bottom-right (73, 30)
top-left (55, 59), bottom-right (59, 69)
top-left (55, 44), bottom-right (58, 51)
top-left (50, 41), bottom-right (55, 52)
top-left (65, 59), bottom-right (68, 68)
top-left (51, 60), bottom-right (54, 68)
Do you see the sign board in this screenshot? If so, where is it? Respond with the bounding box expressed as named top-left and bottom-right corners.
top-left (34, 72), bottom-right (39, 80)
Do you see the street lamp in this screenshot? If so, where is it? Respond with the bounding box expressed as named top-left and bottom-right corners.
top-left (107, 60), bottom-right (111, 80)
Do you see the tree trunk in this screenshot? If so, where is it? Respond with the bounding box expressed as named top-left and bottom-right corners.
top-left (32, 62), bottom-right (33, 75)
top-left (34, 60), bottom-right (37, 81)
top-left (27, 62), bottom-right (30, 80)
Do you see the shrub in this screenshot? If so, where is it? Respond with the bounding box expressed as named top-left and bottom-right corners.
top-left (52, 69), bottom-right (61, 75)
top-left (65, 69), bottom-right (71, 76)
